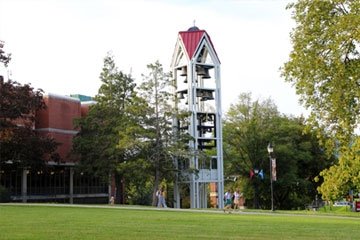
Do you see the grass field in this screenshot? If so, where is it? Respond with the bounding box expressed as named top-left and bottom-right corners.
top-left (0, 204), bottom-right (359, 240)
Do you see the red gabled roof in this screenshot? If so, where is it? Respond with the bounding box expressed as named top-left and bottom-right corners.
top-left (179, 29), bottom-right (220, 62)
top-left (179, 30), bottom-right (206, 60)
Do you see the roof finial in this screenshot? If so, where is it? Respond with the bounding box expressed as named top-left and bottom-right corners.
top-left (187, 20), bottom-right (199, 32)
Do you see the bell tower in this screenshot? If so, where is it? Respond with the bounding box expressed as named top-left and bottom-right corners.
top-left (171, 26), bottom-right (224, 208)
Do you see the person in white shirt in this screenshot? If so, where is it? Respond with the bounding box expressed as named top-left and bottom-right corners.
top-left (223, 189), bottom-right (233, 213)
top-left (156, 188), bottom-right (167, 208)
top-left (233, 189), bottom-right (242, 210)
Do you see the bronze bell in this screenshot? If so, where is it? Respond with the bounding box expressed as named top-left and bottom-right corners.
top-left (196, 66), bottom-right (206, 76)
top-left (180, 66), bottom-right (187, 76)
top-left (202, 68), bottom-right (211, 79)
top-left (196, 66), bottom-right (211, 79)
top-left (200, 91), bottom-right (214, 101)
top-left (178, 92), bottom-right (185, 100)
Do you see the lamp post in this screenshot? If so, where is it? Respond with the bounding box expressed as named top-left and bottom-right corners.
top-left (267, 143), bottom-right (274, 211)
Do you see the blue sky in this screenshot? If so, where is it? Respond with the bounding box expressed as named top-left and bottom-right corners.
top-left (0, 0), bottom-right (305, 116)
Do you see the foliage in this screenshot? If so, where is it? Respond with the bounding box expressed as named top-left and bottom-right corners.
top-left (223, 93), bottom-right (277, 209)
top-left (316, 136), bottom-right (360, 201)
top-left (283, 0), bottom-right (360, 148)
top-left (282, 0), bottom-right (360, 199)
top-left (138, 61), bottom-right (178, 205)
top-left (119, 158), bottom-right (153, 205)
top-left (0, 79), bottom-right (59, 169)
top-left (223, 93), bottom-right (331, 210)
top-left (72, 53), bottom-right (149, 203)
top-left (223, 93), bottom-right (278, 177)
top-left (0, 185), bottom-right (10, 202)
top-left (0, 41), bottom-right (11, 67)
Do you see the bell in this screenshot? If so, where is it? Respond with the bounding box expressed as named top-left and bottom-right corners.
top-left (180, 66), bottom-right (187, 76)
top-left (200, 91), bottom-right (214, 101)
top-left (202, 68), bottom-right (211, 79)
top-left (196, 66), bottom-right (211, 79)
top-left (196, 66), bottom-right (206, 76)
top-left (178, 92), bottom-right (185, 100)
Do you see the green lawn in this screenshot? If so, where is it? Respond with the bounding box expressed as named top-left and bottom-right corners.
top-left (0, 204), bottom-right (359, 239)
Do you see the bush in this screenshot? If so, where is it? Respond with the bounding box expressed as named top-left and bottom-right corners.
top-left (0, 185), bottom-right (11, 202)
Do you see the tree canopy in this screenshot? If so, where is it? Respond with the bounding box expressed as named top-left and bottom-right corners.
top-left (223, 93), bottom-right (331, 209)
top-left (0, 79), bottom-right (59, 169)
top-left (1, 43), bottom-right (58, 168)
top-left (282, 0), bottom-right (359, 146)
top-left (0, 40), bottom-right (11, 67)
top-left (282, 0), bottom-right (360, 200)
top-left (139, 61), bottom-right (189, 206)
top-left (72, 53), bottom-right (149, 203)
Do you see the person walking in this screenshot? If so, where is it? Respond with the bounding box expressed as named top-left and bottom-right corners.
top-left (109, 196), bottom-right (115, 205)
top-left (223, 189), bottom-right (233, 213)
top-left (156, 188), bottom-right (161, 207)
top-left (157, 188), bottom-right (167, 208)
top-left (233, 189), bottom-right (241, 211)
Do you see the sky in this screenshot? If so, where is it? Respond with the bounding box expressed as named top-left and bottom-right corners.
top-left (0, 0), bottom-right (306, 116)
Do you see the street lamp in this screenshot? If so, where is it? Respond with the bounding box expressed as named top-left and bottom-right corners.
top-left (267, 143), bottom-right (274, 211)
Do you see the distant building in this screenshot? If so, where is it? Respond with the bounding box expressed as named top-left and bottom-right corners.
top-left (1, 93), bottom-right (108, 203)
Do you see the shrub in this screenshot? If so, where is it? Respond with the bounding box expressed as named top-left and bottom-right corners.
top-left (0, 185), bottom-right (11, 202)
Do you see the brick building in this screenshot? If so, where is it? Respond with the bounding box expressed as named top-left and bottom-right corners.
top-left (1, 93), bottom-right (109, 203)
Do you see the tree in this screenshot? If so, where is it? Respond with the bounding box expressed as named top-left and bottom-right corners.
top-left (315, 137), bottom-right (360, 202)
top-left (223, 93), bottom-right (331, 209)
top-left (223, 93), bottom-right (278, 208)
top-left (282, 1), bottom-right (360, 199)
top-left (138, 61), bottom-right (177, 206)
top-left (72, 53), bottom-right (149, 204)
top-left (0, 79), bottom-right (59, 169)
top-left (0, 40), bottom-right (11, 67)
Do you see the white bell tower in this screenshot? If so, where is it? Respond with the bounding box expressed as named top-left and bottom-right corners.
top-left (171, 26), bottom-right (224, 209)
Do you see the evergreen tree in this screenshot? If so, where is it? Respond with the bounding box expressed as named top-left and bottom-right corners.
top-left (139, 61), bottom-right (177, 206)
top-left (73, 53), bottom-right (148, 204)
top-left (0, 40), bottom-right (11, 67)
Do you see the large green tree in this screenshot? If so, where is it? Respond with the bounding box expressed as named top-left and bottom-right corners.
top-left (223, 93), bottom-right (330, 210)
top-left (282, 0), bottom-right (360, 200)
top-left (139, 61), bottom-right (179, 206)
top-left (72, 53), bottom-right (149, 204)
top-left (223, 93), bottom-right (278, 209)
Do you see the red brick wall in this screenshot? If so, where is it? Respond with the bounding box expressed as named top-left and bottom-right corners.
top-left (36, 94), bottom-right (81, 130)
top-left (35, 98), bottom-right (49, 128)
top-left (37, 131), bottom-right (74, 162)
top-left (80, 102), bottom-right (95, 117)
top-left (35, 94), bottom-right (82, 163)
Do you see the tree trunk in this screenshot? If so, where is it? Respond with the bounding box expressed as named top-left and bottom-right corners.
top-left (115, 173), bottom-right (125, 204)
top-left (152, 167), bottom-right (160, 206)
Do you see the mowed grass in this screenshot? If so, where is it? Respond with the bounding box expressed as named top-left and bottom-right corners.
top-left (0, 205), bottom-right (359, 240)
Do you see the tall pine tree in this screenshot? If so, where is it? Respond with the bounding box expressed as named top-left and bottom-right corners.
top-left (73, 53), bottom-right (148, 203)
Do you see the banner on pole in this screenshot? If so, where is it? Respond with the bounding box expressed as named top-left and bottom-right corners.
top-left (271, 158), bottom-right (277, 181)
